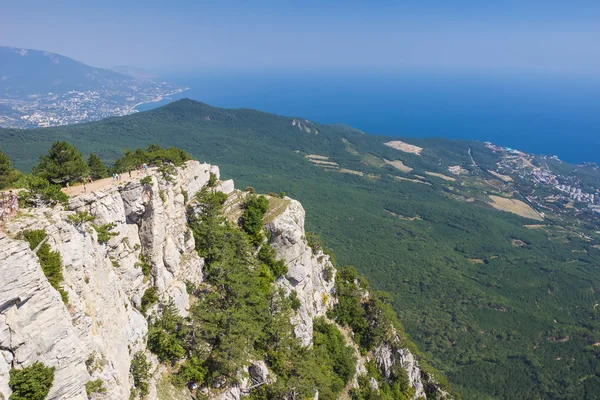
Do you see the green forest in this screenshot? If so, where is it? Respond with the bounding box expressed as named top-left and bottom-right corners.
top-left (2, 99), bottom-right (600, 399)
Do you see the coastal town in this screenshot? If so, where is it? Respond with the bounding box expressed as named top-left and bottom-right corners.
top-left (0, 86), bottom-right (187, 128)
top-left (484, 142), bottom-right (600, 219)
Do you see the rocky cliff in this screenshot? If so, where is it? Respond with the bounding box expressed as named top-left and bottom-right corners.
top-left (0, 161), bottom-right (448, 399)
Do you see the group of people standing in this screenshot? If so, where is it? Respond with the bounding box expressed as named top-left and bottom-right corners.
top-left (0, 190), bottom-right (19, 220)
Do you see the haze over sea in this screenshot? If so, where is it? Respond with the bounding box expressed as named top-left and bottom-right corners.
top-left (139, 71), bottom-right (600, 165)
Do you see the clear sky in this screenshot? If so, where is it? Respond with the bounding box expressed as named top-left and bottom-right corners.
top-left (2, 0), bottom-right (599, 75)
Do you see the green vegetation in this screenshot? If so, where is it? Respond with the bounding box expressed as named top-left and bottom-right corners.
top-left (17, 174), bottom-right (68, 207)
top-left (112, 144), bottom-right (191, 172)
top-left (66, 211), bottom-right (95, 229)
top-left (241, 194), bottom-right (269, 244)
top-left (87, 153), bottom-right (108, 180)
top-left (85, 379), bottom-right (106, 397)
top-left (140, 189), bottom-right (359, 398)
top-left (22, 229), bottom-right (68, 304)
top-left (130, 351), bottom-right (151, 399)
top-left (257, 243), bottom-right (287, 278)
top-left (140, 287), bottom-right (158, 315)
top-left (92, 223), bottom-right (117, 244)
top-left (207, 172), bottom-right (217, 187)
top-left (135, 253), bottom-right (151, 277)
top-left (32, 141), bottom-right (88, 186)
top-left (0, 149), bottom-right (20, 189)
top-left (8, 362), bottom-right (55, 400)
top-left (3, 100), bottom-right (600, 398)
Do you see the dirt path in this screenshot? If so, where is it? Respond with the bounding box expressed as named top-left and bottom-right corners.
top-left (62, 172), bottom-right (146, 197)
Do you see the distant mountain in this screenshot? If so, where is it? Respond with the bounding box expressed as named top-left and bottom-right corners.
top-left (109, 65), bottom-right (158, 79)
top-left (0, 46), bottom-right (133, 97)
top-left (0, 45), bottom-right (186, 128)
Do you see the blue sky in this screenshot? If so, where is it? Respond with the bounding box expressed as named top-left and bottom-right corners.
top-left (2, 0), bottom-right (599, 75)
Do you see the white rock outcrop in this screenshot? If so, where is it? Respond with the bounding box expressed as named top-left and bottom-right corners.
top-left (266, 199), bottom-right (336, 346)
top-left (0, 161), bottom-right (217, 399)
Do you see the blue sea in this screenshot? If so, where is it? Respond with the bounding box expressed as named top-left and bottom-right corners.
top-left (138, 71), bottom-right (600, 165)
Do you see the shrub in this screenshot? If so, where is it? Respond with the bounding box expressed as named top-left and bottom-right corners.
top-left (9, 361), bottom-right (55, 400)
top-left (289, 290), bottom-right (302, 311)
top-left (180, 187), bottom-right (188, 204)
top-left (174, 356), bottom-right (207, 387)
top-left (17, 175), bottom-right (69, 207)
top-left (85, 379), bottom-right (106, 396)
top-left (22, 230), bottom-right (68, 304)
top-left (92, 223), bottom-right (118, 244)
top-left (66, 211), bottom-right (95, 229)
top-left (158, 164), bottom-right (177, 183)
top-left (159, 190), bottom-right (166, 203)
top-left (140, 287), bottom-right (158, 314)
top-left (130, 352), bottom-right (150, 398)
top-left (135, 254), bottom-right (151, 277)
top-left (140, 176), bottom-right (153, 186)
top-left (207, 172), bottom-right (217, 187)
top-left (258, 244), bottom-right (287, 278)
top-left (306, 232), bottom-right (323, 254)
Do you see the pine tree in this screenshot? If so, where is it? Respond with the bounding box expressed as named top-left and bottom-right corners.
top-left (9, 361), bottom-right (55, 400)
top-left (33, 141), bottom-right (89, 186)
top-left (0, 149), bottom-right (20, 189)
top-left (87, 153), bottom-right (107, 180)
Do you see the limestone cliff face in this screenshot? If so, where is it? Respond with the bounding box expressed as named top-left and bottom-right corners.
top-left (265, 199), bottom-right (336, 347)
top-left (0, 160), bottom-right (446, 400)
top-left (0, 161), bottom-right (224, 399)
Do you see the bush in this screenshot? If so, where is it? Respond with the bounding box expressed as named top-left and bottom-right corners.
top-left (130, 352), bottom-right (150, 398)
top-left (22, 230), bottom-right (68, 304)
top-left (258, 244), bottom-right (287, 279)
top-left (140, 287), bottom-right (158, 314)
top-left (85, 379), bottom-right (106, 396)
top-left (306, 232), bottom-right (323, 255)
top-left (208, 172), bottom-right (217, 187)
top-left (140, 176), bottom-right (153, 186)
top-left (289, 290), bottom-right (302, 311)
top-left (92, 223), bottom-right (118, 244)
top-left (9, 361), bottom-right (55, 400)
top-left (17, 175), bottom-right (69, 207)
top-left (135, 254), bottom-right (151, 277)
top-left (174, 356), bottom-right (206, 387)
top-left (66, 211), bottom-right (96, 229)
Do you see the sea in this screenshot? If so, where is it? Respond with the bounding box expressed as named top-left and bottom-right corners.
top-left (137, 71), bottom-right (600, 165)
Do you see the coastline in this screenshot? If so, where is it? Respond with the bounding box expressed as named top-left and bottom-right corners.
top-left (130, 87), bottom-right (190, 113)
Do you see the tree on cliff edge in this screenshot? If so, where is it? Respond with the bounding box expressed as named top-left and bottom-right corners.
top-left (0, 149), bottom-right (21, 189)
top-left (87, 153), bottom-right (107, 180)
top-left (33, 141), bottom-right (88, 186)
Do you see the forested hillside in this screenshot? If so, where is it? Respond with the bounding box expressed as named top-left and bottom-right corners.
top-left (2, 99), bottom-right (600, 399)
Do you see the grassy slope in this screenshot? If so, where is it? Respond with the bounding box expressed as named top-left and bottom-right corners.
top-left (2, 99), bottom-right (600, 399)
